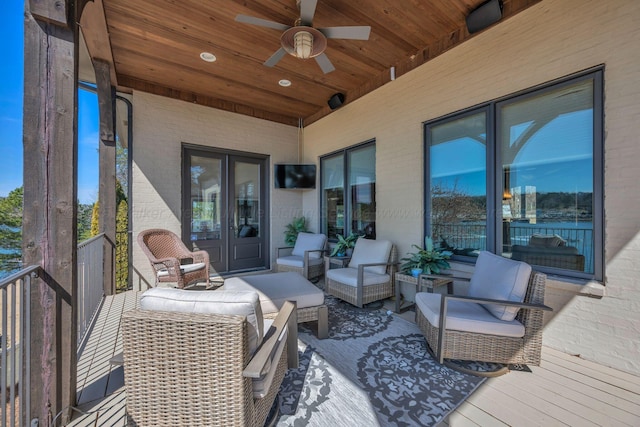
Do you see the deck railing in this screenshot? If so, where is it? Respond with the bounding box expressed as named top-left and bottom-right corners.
top-left (434, 222), bottom-right (594, 272)
top-left (1, 235), bottom-right (106, 426)
top-left (1, 265), bottom-right (38, 427)
top-left (77, 233), bottom-right (106, 346)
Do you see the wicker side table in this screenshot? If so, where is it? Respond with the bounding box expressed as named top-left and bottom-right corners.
top-left (394, 272), bottom-right (454, 313)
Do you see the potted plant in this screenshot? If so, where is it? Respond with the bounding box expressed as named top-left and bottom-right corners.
top-left (284, 216), bottom-right (309, 246)
top-left (400, 236), bottom-right (452, 277)
top-left (330, 232), bottom-right (361, 257)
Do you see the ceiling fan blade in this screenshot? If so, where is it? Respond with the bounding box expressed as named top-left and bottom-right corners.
top-left (235, 14), bottom-right (290, 31)
top-left (315, 53), bottom-right (335, 74)
top-left (264, 48), bottom-right (287, 67)
top-left (299, 0), bottom-right (318, 25)
top-left (318, 26), bottom-right (371, 40)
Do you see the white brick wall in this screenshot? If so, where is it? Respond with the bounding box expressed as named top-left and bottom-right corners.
top-left (303, 0), bottom-right (640, 374)
top-left (131, 92), bottom-right (301, 288)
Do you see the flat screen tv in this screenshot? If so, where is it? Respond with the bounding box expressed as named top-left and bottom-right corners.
top-left (274, 164), bottom-right (316, 189)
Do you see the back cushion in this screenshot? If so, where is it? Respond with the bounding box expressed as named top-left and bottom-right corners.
top-left (140, 288), bottom-right (264, 354)
top-left (292, 232), bottom-right (327, 259)
top-left (467, 251), bottom-right (532, 321)
top-left (348, 238), bottom-right (392, 275)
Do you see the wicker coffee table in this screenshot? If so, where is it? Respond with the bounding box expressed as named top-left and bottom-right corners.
top-left (394, 272), bottom-right (454, 313)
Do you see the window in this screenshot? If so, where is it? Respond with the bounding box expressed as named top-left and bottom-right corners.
top-left (321, 141), bottom-right (376, 240)
top-left (425, 69), bottom-right (603, 280)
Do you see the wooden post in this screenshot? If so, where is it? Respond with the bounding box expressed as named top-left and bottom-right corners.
top-left (94, 59), bottom-right (117, 296)
top-left (23, 0), bottom-right (78, 424)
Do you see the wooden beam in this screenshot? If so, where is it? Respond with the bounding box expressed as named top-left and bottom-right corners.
top-left (23, 0), bottom-right (78, 424)
top-left (80, 0), bottom-right (118, 85)
top-left (94, 59), bottom-right (117, 296)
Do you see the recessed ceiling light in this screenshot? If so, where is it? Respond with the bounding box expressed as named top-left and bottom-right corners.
top-left (279, 79), bottom-right (292, 87)
top-left (200, 52), bottom-right (217, 62)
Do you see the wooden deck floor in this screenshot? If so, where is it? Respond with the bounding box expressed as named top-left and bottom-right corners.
top-left (69, 290), bottom-right (640, 426)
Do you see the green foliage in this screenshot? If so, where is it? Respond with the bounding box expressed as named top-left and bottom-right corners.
top-left (400, 236), bottom-right (452, 275)
top-left (284, 216), bottom-right (309, 246)
top-left (115, 198), bottom-right (129, 292)
top-left (78, 202), bottom-right (94, 241)
top-left (0, 187), bottom-right (23, 276)
top-left (90, 200), bottom-right (100, 237)
top-left (330, 232), bottom-right (361, 256)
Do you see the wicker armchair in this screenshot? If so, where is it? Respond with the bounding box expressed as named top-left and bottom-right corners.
top-left (326, 238), bottom-right (398, 308)
top-left (138, 228), bottom-right (210, 288)
top-left (275, 232), bottom-right (327, 281)
top-left (122, 288), bottom-right (298, 426)
top-left (416, 251), bottom-right (552, 371)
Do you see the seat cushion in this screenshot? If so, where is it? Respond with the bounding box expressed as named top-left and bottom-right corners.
top-left (224, 272), bottom-right (325, 313)
top-left (348, 237), bottom-right (392, 275)
top-left (156, 262), bottom-right (205, 277)
top-left (467, 251), bottom-right (532, 321)
top-left (275, 255), bottom-right (324, 268)
top-left (416, 292), bottom-right (525, 338)
top-left (326, 268), bottom-right (390, 287)
top-left (292, 232), bottom-right (327, 259)
top-left (139, 287), bottom-right (264, 355)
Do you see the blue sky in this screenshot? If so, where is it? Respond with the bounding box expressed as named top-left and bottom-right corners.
top-left (1, 2), bottom-right (99, 204)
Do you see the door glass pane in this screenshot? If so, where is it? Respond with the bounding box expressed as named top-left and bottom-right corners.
top-left (322, 155), bottom-right (345, 239)
top-left (190, 156), bottom-right (222, 241)
top-left (348, 145), bottom-right (376, 238)
top-left (501, 79), bottom-right (594, 273)
top-left (429, 111), bottom-right (487, 255)
top-left (235, 162), bottom-right (260, 238)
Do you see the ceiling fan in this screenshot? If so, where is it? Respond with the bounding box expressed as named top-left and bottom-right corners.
top-left (235, 0), bottom-right (371, 74)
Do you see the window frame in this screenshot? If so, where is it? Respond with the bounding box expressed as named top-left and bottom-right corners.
top-left (320, 139), bottom-right (376, 241)
top-left (423, 67), bottom-right (604, 281)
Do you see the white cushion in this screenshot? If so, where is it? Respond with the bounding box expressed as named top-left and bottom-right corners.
top-left (224, 272), bottom-right (325, 313)
top-left (156, 262), bottom-right (205, 277)
top-left (467, 251), bottom-right (532, 321)
top-left (275, 255), bottom-right (324, 268)
top-left (348, 237), bottom-right (392, 275)
top-left (291, 232), bottom-right (327, 259)
top-left (326, 268), bottom-right (390, 287)
top-left (140, 287), bottom-right (264, 355)
top-left (416, 292), bottom-right (525, 338)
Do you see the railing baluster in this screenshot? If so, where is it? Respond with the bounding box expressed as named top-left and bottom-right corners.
top-left (2, 284), bottom-right (7, 427)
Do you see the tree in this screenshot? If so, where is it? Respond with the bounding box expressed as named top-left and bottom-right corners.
top-left (0, 187), bottom-right (23, 276)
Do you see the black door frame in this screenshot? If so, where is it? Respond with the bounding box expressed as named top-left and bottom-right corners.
top-left (182, 144), bottom-right (270, 275)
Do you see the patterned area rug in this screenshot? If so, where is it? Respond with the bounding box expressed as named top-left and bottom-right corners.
top-left (275, 296), bottom-right (485, 426)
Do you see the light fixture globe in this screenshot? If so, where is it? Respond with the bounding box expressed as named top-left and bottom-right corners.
top-left (281, 26), bottom-right (327, 59)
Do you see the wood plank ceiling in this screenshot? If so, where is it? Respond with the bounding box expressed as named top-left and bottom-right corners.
top-left (83, 0), bottom-right (541, 126)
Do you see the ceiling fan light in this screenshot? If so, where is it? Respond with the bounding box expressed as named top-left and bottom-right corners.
top-left (294, 31), bottom-right (314, 59)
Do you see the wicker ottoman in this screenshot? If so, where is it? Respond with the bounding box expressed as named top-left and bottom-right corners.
top-left (224, 271), bottom-right (328, 339)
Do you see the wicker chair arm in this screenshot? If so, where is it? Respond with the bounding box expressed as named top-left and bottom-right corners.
top-left (189, 250), bottom-right (210, 264)
top-left (151, 257), bottom-right (181, 272)
top-left (276, 246), bottom-right (294, 257)
top-left (244, 300), bottom-right (298, 378)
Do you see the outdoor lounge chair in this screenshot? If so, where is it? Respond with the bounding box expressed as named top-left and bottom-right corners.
top-left (121, 288), bottom-right (298, 426)
top-left (275, 232), bottom-right (327, 281)
top-left (326, 237), bottom-right (398, 308)
top-left (415, 251), bottom-right (552, 374)
top-left (137, 228), bottom-right (210, 288)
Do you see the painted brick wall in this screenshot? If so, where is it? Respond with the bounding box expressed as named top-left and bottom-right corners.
top-left (303, 0), bottom-right (640, 373)
top-left (131, 92), bottom-right (301, 288)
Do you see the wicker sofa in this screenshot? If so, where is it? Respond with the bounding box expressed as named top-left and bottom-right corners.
top-left (122, 288), bottom-right (297, 426)
top-left (511, 233), bottom-right (585, 271)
